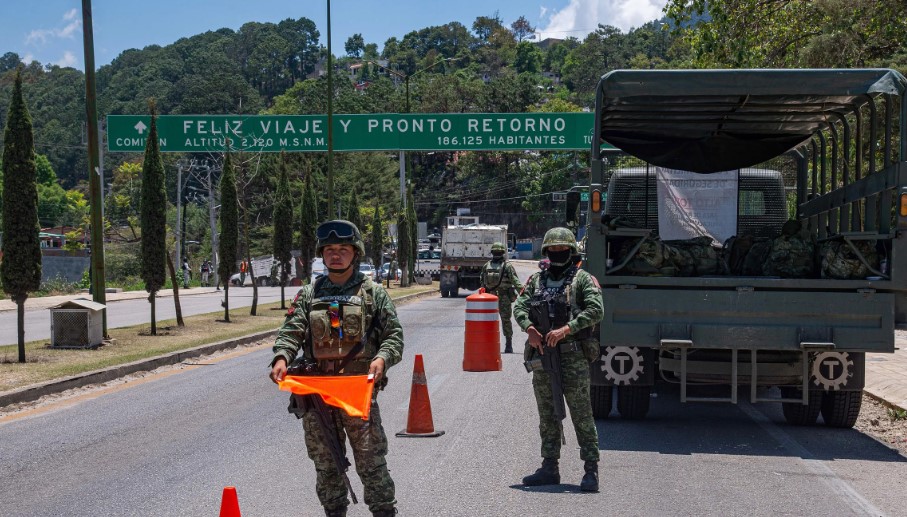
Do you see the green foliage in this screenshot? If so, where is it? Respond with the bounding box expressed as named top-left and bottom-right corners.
top-left (35, 154), bottom-right (56, 185)
top-left (272, 153), bottom-right (294, 284)
top-left (664, 0), bottom-right (907, 69)
top-left (139, 101), bottom-right (168, 295)
top-left (370, 203), bottom-right (384, 267)
top-left (346, 189), bottom-right (363, 234)
top-left (888, 407), bottom-right (907, 421)
top-left (218, 150), bottom-right (239, 284)
top-left (1, 69), bottom-right (42, 302)
top-left (514, 42), bottom-right (543, 74)
top-left (298, 172), bottom-right (318, 280)
top-left (345, 34), bottom-right (366, 58)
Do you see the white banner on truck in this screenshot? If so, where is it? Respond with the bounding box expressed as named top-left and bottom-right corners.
top-left (656, 167), bottom-right (738, 244)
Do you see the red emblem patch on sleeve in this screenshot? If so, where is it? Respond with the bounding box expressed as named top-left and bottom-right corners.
top-left (286, 306), bottom-right (296, 316)
top-left (591, 275), bottom-right (601, 289)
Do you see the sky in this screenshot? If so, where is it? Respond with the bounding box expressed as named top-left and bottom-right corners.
top-left (0, 0), bottom-right (667, 70)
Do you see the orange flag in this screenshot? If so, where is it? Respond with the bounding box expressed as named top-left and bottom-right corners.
top-left (279, 375), bottom-right (375, 420)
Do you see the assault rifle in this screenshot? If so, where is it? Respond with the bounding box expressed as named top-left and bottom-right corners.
top-left (287, 358), bottom-right (358, 505)
top-left (524, 299), bottom-right (567, 445)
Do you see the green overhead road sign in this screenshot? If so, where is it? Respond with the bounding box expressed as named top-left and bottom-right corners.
top-left (107, 113), bottom-right (612, 153)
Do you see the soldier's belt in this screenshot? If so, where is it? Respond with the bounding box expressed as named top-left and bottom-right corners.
top-left (557, 340), bottom-right (581, 353)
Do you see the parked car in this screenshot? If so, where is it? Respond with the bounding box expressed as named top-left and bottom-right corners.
top-left (507, 247), bottom-right (518, 259)
top-left (380, 262), bottom-right (402, 280)
top-left (359, 263), bottom-right (377, 281)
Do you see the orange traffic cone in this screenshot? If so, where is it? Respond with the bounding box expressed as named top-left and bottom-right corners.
top-left (396, 354), bottom-right (445, 438)
top-left (219, 486), bottom-right (241, 517)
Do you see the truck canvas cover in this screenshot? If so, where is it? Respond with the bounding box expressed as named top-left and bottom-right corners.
top-left (596, 69), bottom-right (907, 173)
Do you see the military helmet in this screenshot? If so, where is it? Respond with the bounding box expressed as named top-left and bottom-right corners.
top-left (315, 219), bottom-right (366, 258)
top-left (541, 227), bottom-right (578, 255)
top-left (491, 242), bottom-right (506, 253)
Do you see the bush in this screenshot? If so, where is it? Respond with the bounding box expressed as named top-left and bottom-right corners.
top-left (38, 273), bottom-right (80, 296)
top-left (105, 242), bottom-right (142, 283)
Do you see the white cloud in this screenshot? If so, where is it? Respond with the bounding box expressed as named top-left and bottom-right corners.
top-left (537, 0), bottom-right (665, 41)
top-left (56, 50), bottom-right (77, 68)
top-left (539, 6), bottom-right (549, 19)
top-left (24, 10), bottom-right (82, 46)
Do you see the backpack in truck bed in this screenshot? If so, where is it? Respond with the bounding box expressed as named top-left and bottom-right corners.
top-left (761, 220), bottom-right (816, 278)
top-left (819, 238), bottom-right (880, 279)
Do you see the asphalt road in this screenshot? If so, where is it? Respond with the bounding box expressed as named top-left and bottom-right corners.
top-left (0, 286), bottom-right (289, 346)
top-left (1, 273), bottom-right (905, 516)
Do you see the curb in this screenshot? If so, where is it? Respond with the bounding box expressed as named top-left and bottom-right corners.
top-left (0, 287), bottom-right (218, 314)
top-left (0, 287), bottom-right (438, 409)
top-left (0, 330), bottom-right (277, 409)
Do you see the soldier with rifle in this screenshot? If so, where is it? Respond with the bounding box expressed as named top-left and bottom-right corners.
top-left (514, 227), bottom-right (604, 492)
top-left (269, 220), bottom-right (403, 517)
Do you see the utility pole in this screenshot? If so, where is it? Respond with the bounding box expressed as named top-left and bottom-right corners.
top-left (326, 0), bottom-right (335, 217)
top-left (81, 0), bottom-right (107, 334)
top-left (207, 162), bottom-right (219, 288)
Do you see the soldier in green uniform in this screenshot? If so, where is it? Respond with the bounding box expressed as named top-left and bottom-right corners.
top-left (480, 242), bottom-right (524, 353)
top-left (514, 227), bottom-right (604, 492)
top-left (269, 220), bottom-right (403, 517)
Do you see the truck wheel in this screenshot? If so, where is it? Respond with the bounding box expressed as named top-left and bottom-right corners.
top-left (780, 388), bottom-right (821, 425)
top-left (591, 385), bottom-right (613, 419)
top-left (441, 288), bottom-right (449, 298)
top-left (821, 390), bottom-right (862, 428)
top-left (616, 385), bottom-right (650, 419)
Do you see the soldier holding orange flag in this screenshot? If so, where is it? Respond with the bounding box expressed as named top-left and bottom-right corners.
top-left (269, 220), bottom-right (404, 517)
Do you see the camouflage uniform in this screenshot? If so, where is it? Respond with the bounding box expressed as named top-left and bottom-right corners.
top-left (514, 266), bottom-right (603, 462)
top-left (513, 227), bottom-right (604, 491)
top-left (273, 221), bottom-right (403, 516)
top-left (480, 243), bottom-right (524, 342)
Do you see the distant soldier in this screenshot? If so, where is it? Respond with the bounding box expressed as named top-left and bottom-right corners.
top-left (514, 227), bottom-right (604, 492)
top-left (182, 259), bottom-right (191, 288)
top-left (480, 242), bottom-right (524, 353)
top-left (269, 220), bottom-right (403, 517)
top-left (200, 259), bottom-right (211, 287)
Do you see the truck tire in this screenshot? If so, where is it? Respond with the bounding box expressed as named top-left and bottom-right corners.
top-left (441, 288), bottom-right (449, 298)
top-left (616, 385), bottom-right (650, 419)
top-left (590, 385), bottom-right (613, 419)
top-left (821, 390), bottom-right (862, 428)
top-left (780, 388), bottom-right (821, 426)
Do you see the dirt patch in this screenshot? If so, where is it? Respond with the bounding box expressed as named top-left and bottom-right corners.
top-left (854, 395), bottom-right (907, 456)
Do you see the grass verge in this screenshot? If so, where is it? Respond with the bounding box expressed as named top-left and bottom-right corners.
top-left (0, 282), bottom-right (437, 393)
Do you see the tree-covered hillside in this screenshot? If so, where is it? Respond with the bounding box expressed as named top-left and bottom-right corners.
top-left (1, 4), bottom-right (905, 263)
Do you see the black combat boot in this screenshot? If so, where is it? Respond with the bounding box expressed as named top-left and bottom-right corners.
top-left (522, 458), bottom-right (560, 486)
top-left (324, 507), bottom-right (347, 517)
top-left (504, 336), bottom-right (513, 354)
top-left (371, 508), bottom-right (397, 517)
top-left (580, 460), bottom-right (599, 492)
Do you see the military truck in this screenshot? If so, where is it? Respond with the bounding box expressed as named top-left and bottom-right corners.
top-left (582, 69), bottom-right (907, 428)
top-left (438, 215), bottom-right (508, 298)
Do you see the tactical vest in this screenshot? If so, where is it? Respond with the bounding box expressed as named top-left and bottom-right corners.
top-left (484, 260), bottom-right (505, 291)
top-left (307, 277), bottom-right (376, 369)
top-left (528, 266), bottom-right (591, 340)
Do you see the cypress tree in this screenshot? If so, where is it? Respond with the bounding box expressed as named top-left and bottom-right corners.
top-left (347, 190), bottom-right (363, 235)
top-left (140, 100), bottom-right (168, 335)
top-left (218, 149), bottom-right (239, 322)
top-left (1, 68), bottom-right (41, 362)
top-left (370, 203), bottom-right (383, 274)
top-left (298, 172), bottom-right (318, 283)
top-left (272, 152), bottom-right (294, 308)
